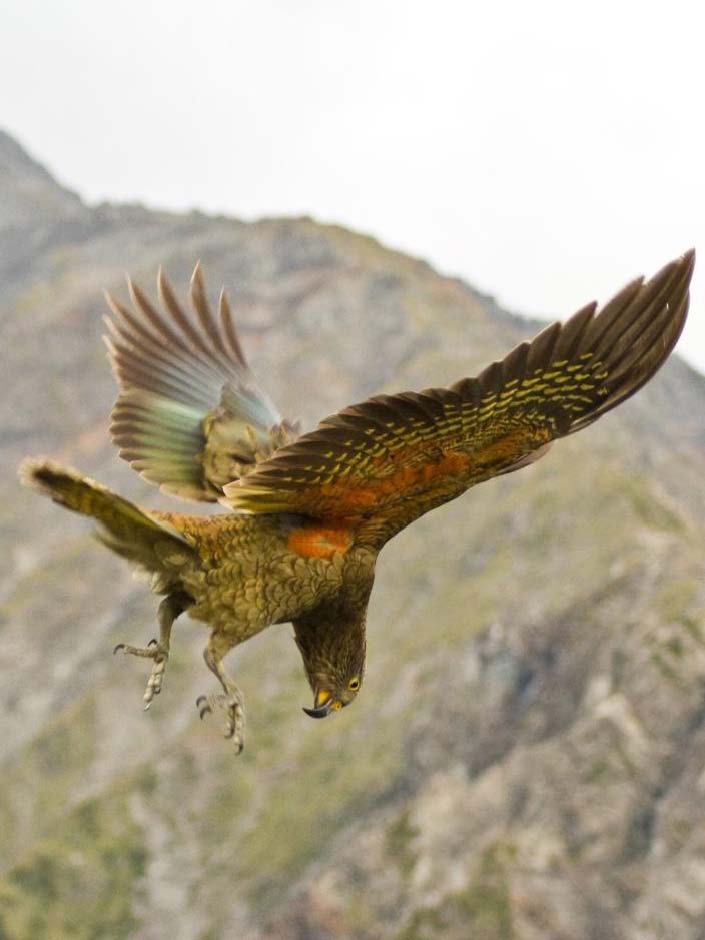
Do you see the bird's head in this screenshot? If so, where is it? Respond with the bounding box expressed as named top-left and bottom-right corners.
top-left (293, 615), bottom-right (367, 719)
top-left (303, 668), bottom-right (365, 718)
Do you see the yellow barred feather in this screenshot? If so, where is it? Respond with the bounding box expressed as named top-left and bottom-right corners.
top-left (224, 250), bottom-right (693, 546)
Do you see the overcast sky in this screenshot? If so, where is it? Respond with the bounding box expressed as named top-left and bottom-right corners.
top-left (2, 0), bottom-right (704, 373)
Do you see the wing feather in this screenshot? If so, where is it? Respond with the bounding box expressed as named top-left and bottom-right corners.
top-left (224, 251), bottom-right (694, 545)
top-left (105, 264), bottom-right (298, 501)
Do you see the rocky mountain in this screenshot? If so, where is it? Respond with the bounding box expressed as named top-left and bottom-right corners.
top-left (1, 132), bottom-right (704, 940)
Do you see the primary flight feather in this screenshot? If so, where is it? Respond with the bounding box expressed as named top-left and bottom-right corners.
top-left (20, 250), bottom-right (694, 751)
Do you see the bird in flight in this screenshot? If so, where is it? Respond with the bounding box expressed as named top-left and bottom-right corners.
top-left (21, 250), bottom-right (694, 753)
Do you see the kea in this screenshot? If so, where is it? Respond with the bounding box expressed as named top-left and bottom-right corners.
top-left (20, 250), bottom-right (694, 753)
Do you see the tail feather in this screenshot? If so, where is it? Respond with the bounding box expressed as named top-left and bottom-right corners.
top-left (19, 458), bottom-right (196, 575)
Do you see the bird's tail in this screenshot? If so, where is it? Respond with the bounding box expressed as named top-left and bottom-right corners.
top-left (19, 458), bottom-right (197, 577)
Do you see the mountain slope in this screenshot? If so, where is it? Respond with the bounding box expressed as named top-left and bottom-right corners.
top-left (1, 132), bottom-right (705, 940)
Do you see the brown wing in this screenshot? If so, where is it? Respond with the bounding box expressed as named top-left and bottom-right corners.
top-left (104, 263), bottom-right (298, 502)
top-left (223, 251), bottom-right (694, 544)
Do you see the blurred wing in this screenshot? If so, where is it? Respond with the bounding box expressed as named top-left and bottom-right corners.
top-left (104, 263), bottom-right (298, 502)
top-left (224, 250), bottom-right (693, 544)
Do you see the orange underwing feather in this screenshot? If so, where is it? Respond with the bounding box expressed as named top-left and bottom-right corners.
top-left (286, 523), bottom-right (353, 559)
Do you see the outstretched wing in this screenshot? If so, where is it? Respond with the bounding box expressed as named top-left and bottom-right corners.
top-left (224, 250), bottom-right (694, 545)
top-left (104, 264), bottom-right (298, 501)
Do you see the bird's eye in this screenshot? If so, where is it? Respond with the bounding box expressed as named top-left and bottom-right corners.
top-left (348, 677), bottom-right (360, 691)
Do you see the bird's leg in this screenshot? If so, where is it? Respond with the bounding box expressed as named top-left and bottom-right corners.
top-left (113, 592), bottom-right (188, 710)
top-left (196, 635), bottom-right (245, 753)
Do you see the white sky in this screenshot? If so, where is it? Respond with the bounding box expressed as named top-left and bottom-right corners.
top-left (2, 0), bottom-right (705, 373)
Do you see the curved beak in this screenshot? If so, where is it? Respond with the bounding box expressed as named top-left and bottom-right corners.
top-left (303, 688), bottom-right (343, 719)
top-left (302, 701), bottom-right (333, 719)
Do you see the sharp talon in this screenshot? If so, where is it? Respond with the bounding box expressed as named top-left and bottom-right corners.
top-left (143, 702), bottom-right (151, 711)
top-left (196, 688), bottom-right (244, 750)
top-left (198, 701), bottom-right (212, 719)
top-left (113, 634), bottom-right (171, 708)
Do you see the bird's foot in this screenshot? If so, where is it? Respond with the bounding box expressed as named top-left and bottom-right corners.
top-left (113, 639), bottom-right (169, 710)
top-left (196, 691), bottom-right (245, 753)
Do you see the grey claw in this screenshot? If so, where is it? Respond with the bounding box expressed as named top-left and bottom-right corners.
top-left (196, 695), bottom-right (211, 719)
top-left (195, 693), bottom-right (244, 751)
top-left (147, 639), bottom-right (158, 648)
top-left (113, 643), bottom-right (125, 655)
